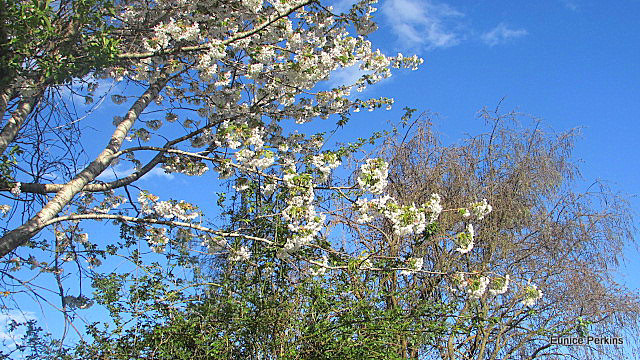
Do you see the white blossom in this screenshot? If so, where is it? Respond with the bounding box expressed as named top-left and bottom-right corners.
top-left (0, 205), bottom-right (10, 217)
top-left (10, 182), bottom-right (21, 196)
top-left (229, 246), bottom-right (251, 262)
top-left (470, 199), bottom-right (492, 220)
top-left (146, 227), bottom-right (169, 253)
top-left (521, 284), bottom-right (543, 306)
top-left (466, 276), bottom-right (490, 299)
top-left (357, 158), bottom-right (389, 194)
top-left (455, 224), bottom-right (474, 254)
top-left (488, 274), bottom-right (510, 296)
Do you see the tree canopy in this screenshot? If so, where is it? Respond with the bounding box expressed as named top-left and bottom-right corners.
top-left (0, 1), bottom-right (637, 359)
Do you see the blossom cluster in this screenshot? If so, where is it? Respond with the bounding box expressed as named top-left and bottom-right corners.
top-left (278, 168), bottom-right (325, 258)
top-left (310, 152), bottom-right (341, 181)
top-left (521, 284), bottom-right (543, 306)
top-left (146, 227), bottom-right (170, 253)
top-left (138, 191), bottom-right (200, 222)
top-left (454, 224), bottom-right (474, 254)
top-left (357, 158), bottom-right (389, 194)
top-left (162, 155), bottom-right (209, 176)
top-left (10, 182), bottom-right (21, 196)
top-left (451, 273), bottom-right (492, 299)
top-left (356, 192), bottom-right (443, 237)
top-left (145, 18), bottom-right (201, 52)
top-left (466, 276), bottom-right (490, 299)
top-left (463, 198), bottom-right (493, 220)
top-left (229, 246), bottom-right (251, 262)
top-left (0, 204), bottom-right (10, 217)
top-left (488, 275), bottom-right (510, 296)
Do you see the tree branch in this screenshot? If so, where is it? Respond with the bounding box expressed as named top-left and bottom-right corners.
top-left (0, 95), bottom-right (38, 155)
top-left (42, 213), bottom-right (275, 246)
top-left (0, 87), bottom-right (14, 121)
top-left (0, 74), bottom-right (169, 258)
top-left (117, 1), bottom-right (315, 60)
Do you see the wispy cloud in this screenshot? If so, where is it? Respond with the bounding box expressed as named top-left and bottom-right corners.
top-left (0, 310), bottom-right (37, 349)
top-left (560, 0), bottom-right (579, 11)
top-left (481, 23), bottom-right (528, 47)
top-left (325, 63), bottom-right (369, 90)
top-left (97, 164), bottom-right (175, 182)
top-left (381, 0), bottom-right (464, 51)
top-left (331, 0), bottom-right (358, 14)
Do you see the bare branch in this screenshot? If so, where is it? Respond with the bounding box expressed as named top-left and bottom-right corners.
top-left (43, 213), bottom-right (275, 246)
top-left (0, 74), bottom-right (169, 257)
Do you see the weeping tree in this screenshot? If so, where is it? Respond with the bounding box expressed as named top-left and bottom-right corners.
top-left (355, 110), bottom-right (639, 359)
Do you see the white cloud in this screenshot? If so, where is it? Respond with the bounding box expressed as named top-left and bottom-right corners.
top-left (382, 0), bottom-right (464, 51)
top-left (0, 310), bottom-right (37, 349)
top-left (560, 0), bottom-right (579, 11)
top-left (331, 0), bottom-right (358, 14)
top-left (325, 63), bottom-right (370, 90)
top-left (97, 164), bottom-right (175, 182)
top-left (481, 23), bottom-right (528, 47)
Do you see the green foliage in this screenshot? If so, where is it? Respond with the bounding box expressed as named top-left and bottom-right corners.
top-left (0, 145), bottom-right (22, 186)
top-left (75, 258), bottom-right (452, 359)
top-left (0, 0), bottom-right (119, 85)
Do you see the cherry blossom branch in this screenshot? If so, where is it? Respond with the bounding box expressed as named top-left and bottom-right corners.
top-left (117, 1), bottom-right (316, 60)
top-left (2, 116), bottom-right (228, 194)
top-left (42, 213), bottom-right (275, 246)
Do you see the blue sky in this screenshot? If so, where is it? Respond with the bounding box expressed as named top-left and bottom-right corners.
top-left (335, 0), bottom-right (640, 287)
top-left (3, 0), bottom-right (640, 353)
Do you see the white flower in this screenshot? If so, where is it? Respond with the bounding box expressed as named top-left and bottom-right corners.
top-left (0, 205), bottom-right (10, 217)
top-left (423, 193), bottom-right (443, 223)
top-left (470, 199), bottom-right (492, 220)
top-left (229, 246), bottom-right (251, 262)
top-left (146, 227), bottom-right (169, 253)
top-left (357, 158), bottom-right (389, 194)
top-left (76, 233), bottom-right (89, 245)
top-left (10, 182), bottom-right (21, 196)
top-left (521, 284), bottom-right (543, 306)
top-left (466, 276), bottom-right (490, 299)
top-left (455, 224), bottom-right (474, 254)
top-left (488, 274), bottom-right (510, 295)
top-left (386, 204), bottom-right (427, 236)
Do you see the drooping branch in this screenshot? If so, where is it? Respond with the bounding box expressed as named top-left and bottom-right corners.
top-left (0, 74), bottom-right (169, 258)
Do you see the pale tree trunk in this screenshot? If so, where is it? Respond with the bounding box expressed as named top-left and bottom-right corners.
top-left (0, 87), bottom-right (13, 120)
top-left (0, 95), bottom-right (37, 155)
top-left (0, 75), bottom-right (168, 257)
